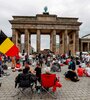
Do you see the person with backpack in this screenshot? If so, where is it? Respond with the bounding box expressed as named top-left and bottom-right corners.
top-left (65, 58), bottom-right (79, 82)
top-left (68, 58), bottom-right (76, 71)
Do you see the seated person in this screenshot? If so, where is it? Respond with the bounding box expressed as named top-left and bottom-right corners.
top-left (16, 63), bottom-right (21, 70)
top-left (84, 65), bottom-right (90, 77)
top-left (58, 60), bottom-right (64, 66)
top-left (35, 63), bottom-right (41, 82)
top-left (43, 67), bottom-right (62, 92)
top-left (15, 68), bottom-right (30, 88)
top-left (12, 61), bottom-right (22, 72)
top-left (68, 59), bottom-right (76, 71)
top-left (65, 70), bottom-right (79, 82)
top-left (51, 61), bottom-right (61, 72)
top-left (0, 65), bottom-right (9, 76)
top-left (80, 61), bottom-right (86, 68)
top-left (15, 67), bottom-right (37, 88)
top-left (65, 58), bottom-right (71, 65)
top-left (77, 65), bottom-right (84, 77)
top-left (25, 62), bottom-right (35, 74)
top-left (76, 59), bottom-right (80, 65)
top-left (0, 65), bottom-right (4, 77)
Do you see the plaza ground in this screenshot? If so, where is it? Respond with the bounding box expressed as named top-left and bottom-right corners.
top-left (0, 63), bottom-right (90, 100)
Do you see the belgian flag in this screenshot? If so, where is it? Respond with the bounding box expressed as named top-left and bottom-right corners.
top-left (0, 31), bottom-right (19, 56)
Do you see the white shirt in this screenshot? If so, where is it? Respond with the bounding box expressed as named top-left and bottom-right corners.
top-left (80, 63), bottom-right (86, 68)
top-left (85, 67), bottom-right (90, 76)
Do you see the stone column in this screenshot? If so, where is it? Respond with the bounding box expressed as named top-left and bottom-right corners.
top-left (73, 31), bottom-right (76, 55)
top-left (18, 33), bottom-right (21, 52)
top-left (61, 32), bottom-right (64, 54)
top-left (12, 29), bottom-right (18, 46)
top-left (88, 42), bottom-right (89, 51)
top-left (29, 33), bottom-right (31, 54)
top-left (75, 30), bottom-right (79, 52)
top-left (50, 33), bottom-right (53, 51)
top-left (12, 29), bottom-right (21, 52)
top-left (52, 30), bottom-right (56, 53)
top-left (59, 34), bottom-right (61, 54)
top-left (25, 29), bottom-right (30, 54)
top-left (64, 30), bottom-right (68, 54)
top-left (37, 29), bottom-right (40, 52)
top-left (20, 34), bottom-right (22, 52)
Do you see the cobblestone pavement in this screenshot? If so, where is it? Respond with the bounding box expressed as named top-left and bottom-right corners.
top-left (0, 63), bottom-right (90, 100)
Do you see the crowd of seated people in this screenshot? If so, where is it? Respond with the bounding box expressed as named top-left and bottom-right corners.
top-left (1, 51), bottom-right (89, 96)
top-left (14, 51), bottom-right (90, 84)
top-left (15, 61), bottom-right (62, 95)
top-left (64, 55), bottom-right (90, 82)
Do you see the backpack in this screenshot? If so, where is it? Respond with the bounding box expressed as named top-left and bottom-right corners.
top-left (19, 74), bottom-right (30, 87)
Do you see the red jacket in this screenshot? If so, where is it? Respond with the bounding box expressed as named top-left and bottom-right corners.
top-left (77, 68), bottom-right (84, 77)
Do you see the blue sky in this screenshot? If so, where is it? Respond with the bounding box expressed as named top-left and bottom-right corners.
top-left (0, 0), bottom-right (90, 50)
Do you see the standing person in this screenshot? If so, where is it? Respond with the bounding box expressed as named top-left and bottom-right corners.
top-left (35, 63), bottom-right (41, 82)
top-left (29, 54), bottom-right (33, 65)
top-left (39, 58), bottom-right (43, 67)
top-left (46, 55), bottom-right (51, 67)
top-left (80, 51), bottom-right (82, 61)
top-left (0, 54), bottom-right (2, 66)
top-left (25, 53), bottom-right (29, 63)
top-left (11, 57), bottom-right (16, 69)
top-left (68, 50), bottom-right (71, 58)
top-left (22, 53), bottom-right (25, 66)
top-left (3, 55), bottom-right (7, 63)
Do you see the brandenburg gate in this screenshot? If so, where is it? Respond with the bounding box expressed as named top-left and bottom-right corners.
top-left (9, 13), bottom-right (82, 55)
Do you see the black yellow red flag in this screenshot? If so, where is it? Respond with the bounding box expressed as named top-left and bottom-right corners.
top-left (0, 31), bottom-right (19, 56)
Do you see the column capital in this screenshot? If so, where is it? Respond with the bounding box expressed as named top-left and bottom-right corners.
top-left (25, 29), bottom-right (29, 33)
top-left (53, 29), bottom-right (56, 34)
top-left (37, 29), bottom-right (40, 33)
